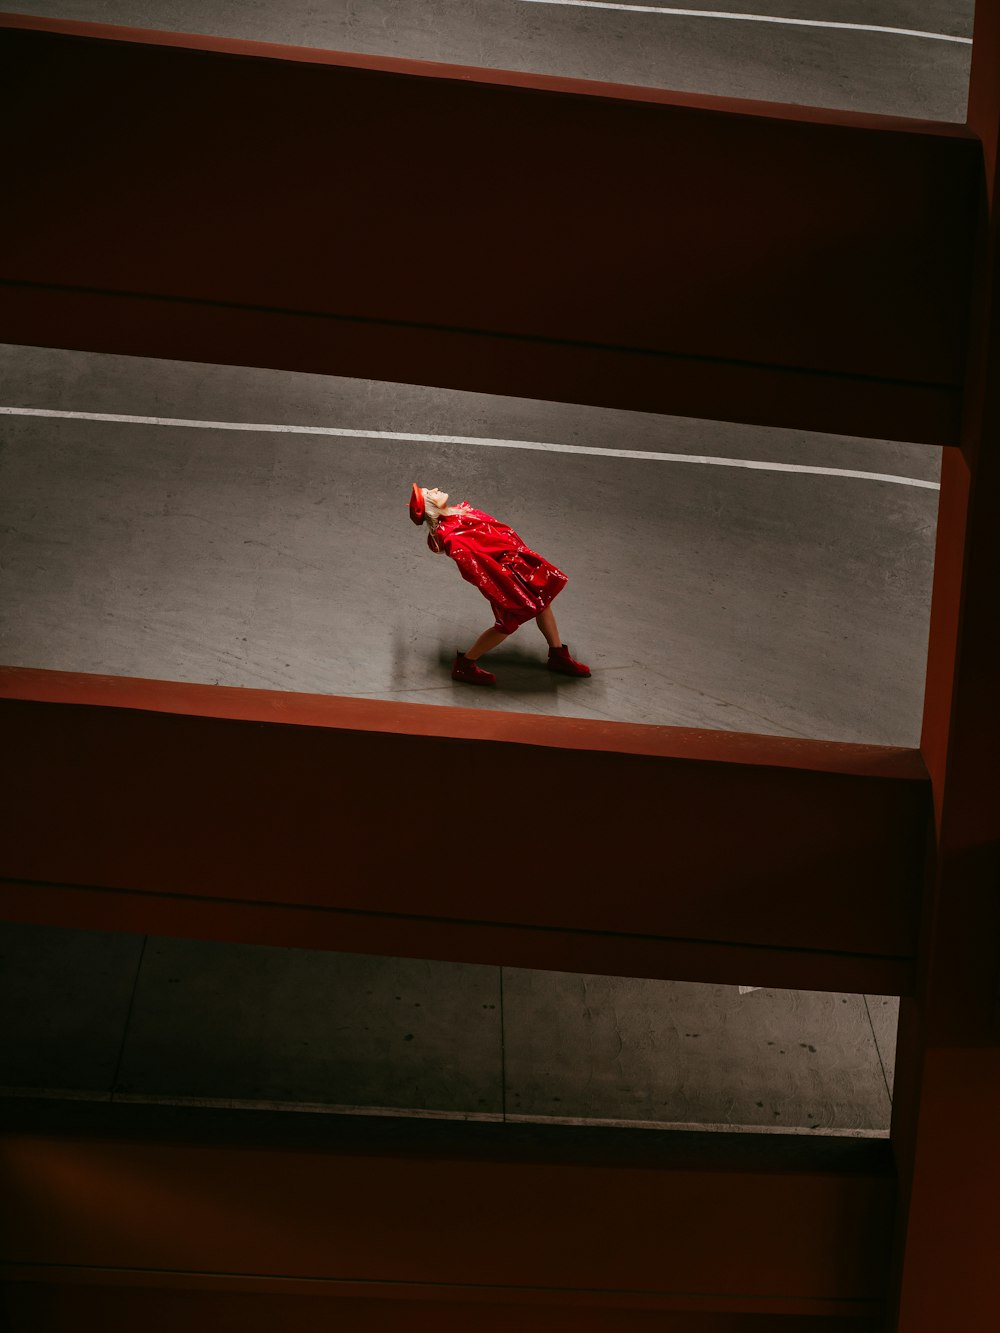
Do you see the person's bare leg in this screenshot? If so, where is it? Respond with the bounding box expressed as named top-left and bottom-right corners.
top-left (464, 627), bottom-right (508, 660)
top-left (535, 606), bottom-right (561, 648)
top-left (538, 606), bottom-right (591, 676)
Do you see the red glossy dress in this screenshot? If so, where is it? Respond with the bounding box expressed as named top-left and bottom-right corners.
top-left (433, 505), bottom-right (568, 635)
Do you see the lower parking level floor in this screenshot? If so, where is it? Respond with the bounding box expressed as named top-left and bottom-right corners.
top-left (0, 921), bottom-right (898, 1135)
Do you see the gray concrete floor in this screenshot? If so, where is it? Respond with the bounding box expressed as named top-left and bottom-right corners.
top-left (0, 921), bottom-right (897, 1132)
top-left (9, 0), bottom-right (974, 122)
top-left (0, 343), bottom-right (939, 744)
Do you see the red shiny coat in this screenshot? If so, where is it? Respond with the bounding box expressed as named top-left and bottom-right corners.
top-left (433, 506), bottom-right (568, 634)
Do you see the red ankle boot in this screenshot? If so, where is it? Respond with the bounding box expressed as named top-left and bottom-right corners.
top-left (547, 644), bottom-right (591, 677)
top-left (452, 652), bottom-right (496, 686)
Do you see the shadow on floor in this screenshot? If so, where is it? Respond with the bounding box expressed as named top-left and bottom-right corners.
top-left (435, 641), bottom-right (594, 694)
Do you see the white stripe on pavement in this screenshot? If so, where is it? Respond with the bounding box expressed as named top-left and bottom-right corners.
top-left (0, 405), bottom-right (940, 489)
top-left (515, 0), bottom-right (972, 45)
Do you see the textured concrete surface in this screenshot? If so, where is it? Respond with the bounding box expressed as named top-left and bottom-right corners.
top-left (7, 0), bottom-right (974, 121)
top-left (0, 345), bottom-right (940, 744)
top-left (0, 921), bottom-right (143, 1093)
top-left (0, 923), bottom-right (899, 1132)
top-left (502, 970), bottom-right (892, 1131)
top-left (865, 993), bottom-right (901, 1098)
top-left (115, 938), bottom-right (503, 1115)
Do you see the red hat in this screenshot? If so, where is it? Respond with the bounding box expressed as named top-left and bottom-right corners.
top-left (408, 483), bottom-right (425, 525)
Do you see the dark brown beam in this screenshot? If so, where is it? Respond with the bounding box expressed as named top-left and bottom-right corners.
top-left (0, 1288), bottom-right (889, 1333)
top-left (890, 4), bottom-right (1000, 1330)
top-left (0, 13), bottom-right (980, 445)
top-left (0, 1102), bottom-right (894, 1325)
top-left (1, 667), bottom-right (926, 993)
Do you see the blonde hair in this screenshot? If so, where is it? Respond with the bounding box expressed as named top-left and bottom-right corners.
top-left (422, 493), bottom-right (472, 551)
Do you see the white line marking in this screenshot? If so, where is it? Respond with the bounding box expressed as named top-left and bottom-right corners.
top-left (0, 406), bottom-right (940, 489)
top-left (516, 0), bottom-right (972, 45)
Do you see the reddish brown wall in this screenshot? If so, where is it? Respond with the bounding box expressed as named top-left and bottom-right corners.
top-left (888, 5), bottom-right (1000, 1330)
top-left (0, 1286), bottom-right (888, 1333)
top-left (1, 667), bottom-right (928, 993)
top-left (0, 1115), bottom-right (894, 1328)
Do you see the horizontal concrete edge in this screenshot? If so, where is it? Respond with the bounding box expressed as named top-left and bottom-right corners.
top-left (0, 666), bottom-right (929, 778)
top-left (0, 1094), bottom-right (898, 1166)
top-left (0, 1267), bottom-right (887, 1318)
top-left (0, 9), bottom-right (979, 138)
top-left (0, 1089), bottom-right (890, 1136)
top-left (0, 292), bottom-right (965, 447)
top-left (0, 876), bottom-right (917, 994)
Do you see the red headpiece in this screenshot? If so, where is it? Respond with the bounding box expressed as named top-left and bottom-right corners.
top-left (408, 483), bottom-right (425, 525)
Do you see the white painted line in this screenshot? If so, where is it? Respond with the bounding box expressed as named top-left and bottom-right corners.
top-left (0, 405), bottom-right (940, 489)
top-left (515, 0), bottom-right (972, 44)
top-left (517, 0), bottom-right (970, 44)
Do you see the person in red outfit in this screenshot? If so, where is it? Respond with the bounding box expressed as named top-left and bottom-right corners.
top-left (408, 483), bottom-right (591, 686)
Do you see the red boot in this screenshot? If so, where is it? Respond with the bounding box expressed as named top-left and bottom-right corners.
top-left (547, 644), bottom-right (591, 677)
top-left (452, 652), bottom-right (497, 686)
